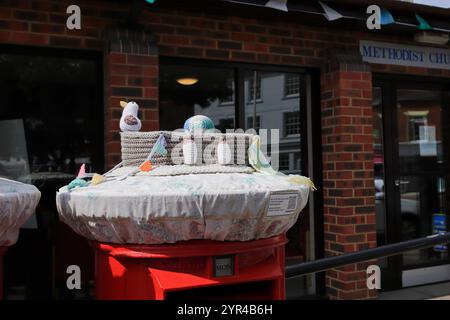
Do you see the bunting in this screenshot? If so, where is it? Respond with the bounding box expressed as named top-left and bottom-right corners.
top-left (116, 134), bottom-right (167, 181)
top-left (319, 1), bottom-right (343, 21)
top-left (416, 14), bottom-right (432, 30)
top-left (217, 1), bottom-right (450, 33)
top-left (91, 173), bottom-right (106, 186)
top-left (147, 134), bottom-right (168, 160)
top-left (139, 161), bottom-right (153, 172)
top-left (265, 0), bottom-right (288, 12)
top-left (139, 134), bottom-right (167, 173)
top-left (380, 8), bottom-right (394, 25)
top-left (77, 163), bottom-right (86, 178)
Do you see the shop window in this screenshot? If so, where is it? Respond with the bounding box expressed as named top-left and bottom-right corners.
top-left (244, 70), bottom-right (303, 175)
top-left (0, 48), bottom-right (102, 299)
top-left (284, 112), bottom-right (301, 136)
top-left (160, 61), bottom-right (313, 297)
top-left (160, 63), bottom-right (304, 170)
top-left (160, 64), bottom-right (235, 130)
top-left (284, 73), bottom-right (300, 97)
top-left (0, 53), bottom-right (103, 178)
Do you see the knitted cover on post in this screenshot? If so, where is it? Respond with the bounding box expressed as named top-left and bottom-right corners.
top-left (120, 131), bottom-right (255, 167)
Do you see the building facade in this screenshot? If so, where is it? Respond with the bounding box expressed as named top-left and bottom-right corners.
top-left (0, 0), bottom-right (450, 299)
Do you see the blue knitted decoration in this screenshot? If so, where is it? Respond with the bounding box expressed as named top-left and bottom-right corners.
top-left (68, 178), bottom-right (89, 191)
top-left (183, 115), bottom-right (215, 132)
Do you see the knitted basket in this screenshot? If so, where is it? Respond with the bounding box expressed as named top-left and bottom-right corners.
top-left (120, 131), bottom-right (255, 167)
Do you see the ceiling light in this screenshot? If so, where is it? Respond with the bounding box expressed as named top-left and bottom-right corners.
top-left (176, 78), bottom-right (199, 86)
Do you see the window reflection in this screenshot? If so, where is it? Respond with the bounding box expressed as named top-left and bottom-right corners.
top-left (160, 64), bottom-right (235, 131)
top-left (0, 119), bottom-right (30, 180)
top-left (248, 72), bottom-right (262, 102)
top-left (373, 87), bottom-right (389, 270)
top-left (0, 53), bottom-right (102, 179)
top-left (245, 71), bottom-right (302, 175)
top-left (396, 89), bottom-right (448, 267)
top-left (160, 65), bottom-right (303, 176)
top-left (284, 73), bottom-right (300, 97)
top-left (284, 112), bottom-right (301, 136)
top-left (397, 89), bottom-right (443, 171)
top-left (400, 175), bottom-right (449, 266)
top-left (373, 87), bottom-right (387, 247)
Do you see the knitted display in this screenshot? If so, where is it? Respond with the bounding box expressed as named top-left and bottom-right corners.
top-left (120, 131), bottom-right (254, 167)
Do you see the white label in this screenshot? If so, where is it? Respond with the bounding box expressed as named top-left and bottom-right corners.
top-left (267, 192), bottom-right (298, 216)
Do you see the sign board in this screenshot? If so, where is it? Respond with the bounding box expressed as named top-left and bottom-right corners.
top-left (432, 213), bottom-right (447, 252)
top-left (360, 40), bottom-right (450, 70)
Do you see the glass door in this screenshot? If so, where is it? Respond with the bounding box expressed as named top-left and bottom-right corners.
top-left (394, 88), bottom-right (449, 268)
top-left (374, 77), bottom-right (450, 289)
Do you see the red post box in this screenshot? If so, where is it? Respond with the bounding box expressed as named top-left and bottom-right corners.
top-left (91, 234), bottom-right (287, 300)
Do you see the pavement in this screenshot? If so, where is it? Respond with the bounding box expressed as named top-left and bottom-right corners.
top-left (379, 282), bottom-right (450, 300)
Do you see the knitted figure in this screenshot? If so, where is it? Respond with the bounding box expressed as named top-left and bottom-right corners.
top-left (120, 101), bottom-right (142, 132)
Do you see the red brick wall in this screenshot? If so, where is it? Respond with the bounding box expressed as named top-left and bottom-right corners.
top-left (3, 0), bottom-right (450, 75)
top-left (103, 51), bottom-right (159, 167)
top-left (321, 52), bottom-right (377, 299)
top-left (103, 28), bottom-right (159, 169)
top-left (1, 0), bottom-right (449, 299)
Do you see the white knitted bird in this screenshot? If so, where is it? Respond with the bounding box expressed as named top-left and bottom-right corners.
top-left (120, 101), bottom-right (142, 132)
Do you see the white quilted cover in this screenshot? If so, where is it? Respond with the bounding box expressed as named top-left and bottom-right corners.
top-left (56, 170), bottom-right (310, 244)
top-left (0, 178), bottom-right (41, 246)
